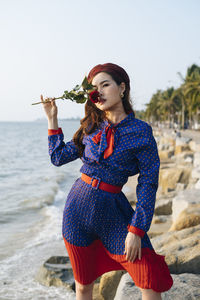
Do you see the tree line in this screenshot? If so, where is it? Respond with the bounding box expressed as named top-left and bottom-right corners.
top-left (136, 64), bottom-right (200, 130)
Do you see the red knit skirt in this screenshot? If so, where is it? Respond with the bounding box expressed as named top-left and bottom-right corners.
top-left (63, 236), bottom-right (173, 293)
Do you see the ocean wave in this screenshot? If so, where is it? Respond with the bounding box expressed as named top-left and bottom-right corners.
top-left (21, 192), bottom-right (56, 209)
top-left (0, 121), bottom-right (80, 299)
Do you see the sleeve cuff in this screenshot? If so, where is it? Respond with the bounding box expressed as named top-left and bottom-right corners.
top-left (48, 127), bottom-right (63, 136)
top-left (127, 224), bottom-right (145, 238)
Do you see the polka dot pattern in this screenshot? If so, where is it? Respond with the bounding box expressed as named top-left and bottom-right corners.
top-left (62, 177), bottom-right (154, 254)
top-left (48, 112), bottom-right (160, 254)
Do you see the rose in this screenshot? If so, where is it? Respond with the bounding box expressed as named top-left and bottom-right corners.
top-left (32, 76), bottom-right (97, 105)
top-left (89, 90), bottom-right (100, 103)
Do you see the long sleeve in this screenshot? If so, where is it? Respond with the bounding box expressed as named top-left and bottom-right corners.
top-left (128, 124), bottom-right (160, 238)
top-left (48, 127), bottom-right (80, 166)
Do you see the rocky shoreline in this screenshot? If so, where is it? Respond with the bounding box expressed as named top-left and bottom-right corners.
top-left (35, 128), bottom-right (200, 300)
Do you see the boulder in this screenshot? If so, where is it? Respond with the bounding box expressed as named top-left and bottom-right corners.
top-left (175, 151), bottom-right (194, 161)
top-left (185, 156), bottom-right (193, 163)
top-left (189, 140), bottom-right (196, 151)
top-left (189, 140), bottom-right (200, 152)
top-left (171, 189), bottom-right (200, 223)
top-left (191, 167), bottom-right (200, 180)
top-left (159, 167), bottom-right (191, 194)
top-left (175, 145), bottom-right (190, 155)
top-left (35, 256), bottom-right (75, 290)
top-left (152, 215), bottom-right (171, 224)
top-left (158, 150), bottom-right (174, 160)
top-left (160, 135), bottom-right (175, 147)
top-left (99, 270), bottom-right (126, 300)
top-left (154, 198), bottom-right (172, 215)
top-left (175, 182), bottom-right (186, 191)
top-left (157, 135), bottom-right (175, 152)
top-left (93, 283), bottom-right (104, 300)
top-left (176, 136), bottom-right (192, 145)
top-left (151, 224), bottom-right (200, 274)
top-left (174, 145), bottom-right (190, 155)
top-left (114, 272), bottom-right (200, 300)
top-left (149, 215), bottom-right (172, 238)
top-left (195, 179), bottom-right (200, 189)
top-left (194, 152), bottom-right (200, 168)
top-left (113, 273), bottom-right (141, 300)
top-left (124, 175), bottom-right (138, 205)
top-left (169, 203), bottom-right (200, 231)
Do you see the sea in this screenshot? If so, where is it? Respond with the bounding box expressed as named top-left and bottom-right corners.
top-left (0, 120), bottom-right (83, 300)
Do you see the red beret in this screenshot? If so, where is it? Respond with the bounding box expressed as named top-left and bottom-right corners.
top-left (87, 63), bottom-right (130, 89)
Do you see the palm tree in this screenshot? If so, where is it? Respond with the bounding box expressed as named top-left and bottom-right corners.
top-left (181, 64), bottom-right (200, 128)
top-left (145, 90), bottom-right (163, 123)
top-left (171, 87), bottom-right (186, 129)
top-left (144, 63), bottom-right (200, 129)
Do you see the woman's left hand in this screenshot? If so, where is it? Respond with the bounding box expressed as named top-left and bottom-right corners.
top-left (124, 232), bottom-right (141, 262)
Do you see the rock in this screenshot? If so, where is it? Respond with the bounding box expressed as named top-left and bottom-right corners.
top-left (35, 256), bottom-right (75, 291)
top-left (113, 273), bottom-right (141, 300)
top-left (175, 145), bottom-right (190, 155)
top-left (176, 136), bottom-right (192, 145)
top-left (157, 187), bottom-right (176, 198)
top-left (169, 203), bottom-right (200, 231)
top-left (159, 167), bottom-right (191, 194)
top-left (152, 215), bottom-right (171, 224)
top-left (159, 150), bottom-right (174, 160)
top-left (160, 161), bottom-right (176, 170)
top-left (171, 189), bottom-right (200, 223)
top-left (189, 140), bottom-right (200, 152)
top-left (124, 175), bottom-right (138, 205)
top-left (194, 152), bottom-right (200, 168)
top-left (185, 156), bottom-right (193, 163)
top-left (158, 136), bottom-right (175, 151)
top-left (151, 224), bottom-right (200, 274)
top-left (114, 272), bottom-right (200, 300)
top-left (158, 144), bottom-right (165, 151)
top-left (93, 283), bottom-right (104, 300)
top-left (149, 215), bottom-right (172, 238)
top-left (191, 167), bottom-right (200, 180)
top-left (195, 179), bottom-right (200, 189)
top-left (176, 151), bottom-right (194, 160)
top-left (189, 140), bottom-right (196, 151)
top-left (99, 270), bottom-right (126, 300)
top-left (154, 198), bottom-right (172, 215)
top-left (175, 182), bottom-right (186, 191)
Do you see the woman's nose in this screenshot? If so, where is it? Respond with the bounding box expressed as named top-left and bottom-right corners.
top-left (98, 87), bottom-right (103, 95)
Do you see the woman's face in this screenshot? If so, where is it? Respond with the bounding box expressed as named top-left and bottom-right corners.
top-left (91, 72), bottom-right (125, 112)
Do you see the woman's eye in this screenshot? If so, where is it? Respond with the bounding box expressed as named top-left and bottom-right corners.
top-left (103, 84), bottom-right (109, 87)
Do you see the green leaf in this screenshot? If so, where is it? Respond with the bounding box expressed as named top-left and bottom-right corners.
top-left (72, 94), bottom-right (87, 103)
top-left (68, 91), bottom-right (78, 97)
top-left (81, 76), bottom-right (95, 90)
top-left (86, 83), bottom-right (95, 90)
top-left (73, 84), bottom-right (81, 91)
top-left (77, 91), bottom-right (85, 95)
top-left (70, 90), bottom-right (79, 95)
top-left (76, 96), bottom-right (87, 103)
top-left (81, 76), bottom-right (88, 89)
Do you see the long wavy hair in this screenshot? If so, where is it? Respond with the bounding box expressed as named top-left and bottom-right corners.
top-left (72, 69), bottom-right (135, 158)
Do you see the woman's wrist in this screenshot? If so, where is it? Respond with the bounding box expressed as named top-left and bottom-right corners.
top-left (48, 117), bottom-right (58, 130)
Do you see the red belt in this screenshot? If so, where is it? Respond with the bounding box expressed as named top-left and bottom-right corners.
top-left (81, 173), bottom-right (123, 193)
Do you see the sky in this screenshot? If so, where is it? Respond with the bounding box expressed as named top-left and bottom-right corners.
top-left (0, 0), bottom-right (200, 121)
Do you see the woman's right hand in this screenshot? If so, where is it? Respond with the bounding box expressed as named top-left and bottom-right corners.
top-left (41, 94), bottom-right (58, 120)
top-left (124, 232), bottom-right (141, 262)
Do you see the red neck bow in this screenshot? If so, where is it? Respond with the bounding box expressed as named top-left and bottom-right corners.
top-left (92, 123), bottom-right (117, 159)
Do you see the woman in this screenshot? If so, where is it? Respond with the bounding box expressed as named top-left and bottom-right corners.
top-left (41, 63), bottom-right (173, 300)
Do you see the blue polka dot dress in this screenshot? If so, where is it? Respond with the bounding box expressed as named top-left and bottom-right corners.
top-left (48, 112), bottom-right (173, 292)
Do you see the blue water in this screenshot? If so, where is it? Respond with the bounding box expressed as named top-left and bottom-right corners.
top-left (0, 120), bottom-right (82, 299)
